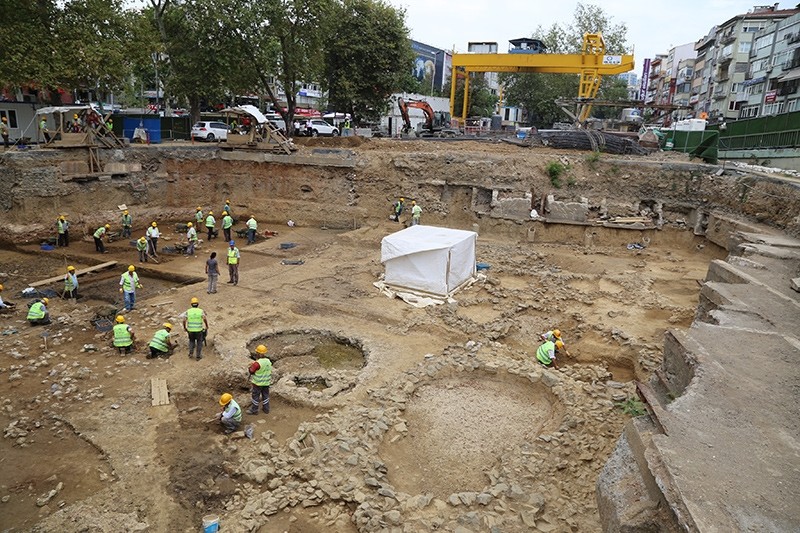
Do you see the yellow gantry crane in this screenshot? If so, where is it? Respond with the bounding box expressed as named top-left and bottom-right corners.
top-left (450, 33), bottom-right (635, 124)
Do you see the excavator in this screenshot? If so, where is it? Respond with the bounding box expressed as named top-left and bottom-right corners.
top-left (397, 97), bottom-right (452, 136)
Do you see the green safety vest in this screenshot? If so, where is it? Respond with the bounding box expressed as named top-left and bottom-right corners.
top-left (186, 307), bottom-right (204, 332)
top-left (120, 272), bottom-right (139, 292)
top-left (187, 227), bottom-right (197, 242)
top-left (195, 211), bottom-right (204, 223)
top-left (137, 240), bottom-right (147, 251)
top-left (222, 216), bottom-right (233, 229)
top-left (250, 357), bottom-right (272, 386)
top-left (27, 301), bottom-right (46, 320)
top-left (149, 329), bottom-right (171, 352)
top-left (227, 247), bottom-right (239, 265)
top-left (205, 215), bottom-right (215, 228)
top-left (57, 220), bottom-right (67, 233)
top-left (246, 218), bottom-right (257, 230)
top-left (64, 273), bottom-right (76, 292)
top-left (536, 341), bottom-right (555, 365)
top-left (223, 399), bottom-right (242, 422)
top-left (122, 214), bottom-right (131, 226)
top-left (113, 323), bottom-right (132, 347)
top-left (93, 227), bottom-right (106, 239)
top-left (412, 205), bottom-right (421, 218)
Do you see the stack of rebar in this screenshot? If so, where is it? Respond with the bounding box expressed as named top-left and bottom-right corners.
top-left (534, 129), bottom-right (648, 155)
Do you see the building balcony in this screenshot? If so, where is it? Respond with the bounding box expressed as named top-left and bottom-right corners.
top-left (713, 92), bottom-right (727, 100)
top-left (718, 53), bottom-right (733, 65)
top-left (719, 32), bottom-right (736, 45)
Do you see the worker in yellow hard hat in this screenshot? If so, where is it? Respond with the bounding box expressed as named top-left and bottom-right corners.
top-left (216, 392), bottom-right (242, 434)
top-left (112, 314), bottom-right (135, 354)
top-left (247, 344), bottom-right (272, 415)
top-left (119, 265), bottom-right (143, 311)
top-left (221, 199), bottom-right (233, 219)
top-left (146, 221), bottom-right (160, 257)
top-left (186, 221), bottom-right (198, 256)
top-left (137, 236), bottom-right (148, 263)
top-left (56, 214), bottom-right (70, 247)
top-left (0, 283), bottom-right (16, 312)
top-left (205, 210), bottom-right (217, 240)
top-left (121, 209), bottom-right (132, 238)
top-left (27, 297), bottom-right (51, 326)
top-left (540, 329), bottom-right (563, 343)
top-left (195, 206), bottom-right (204, 225)
top-left (63, 265), bottom-right (78, 300)
top-left (183, 297), bottom-right (208, 360)
top-left (245, 214), bottom-right (258, 244)
top-left (393, 197), bottom-right (405, 223)
top-left (222, 209), bottom-right (234, 242)
top-left (148, 322), bottom-right (174, 359)
top-left (93, 224), bottom-right (111, 253)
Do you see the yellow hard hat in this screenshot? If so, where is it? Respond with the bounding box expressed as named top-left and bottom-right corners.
top-left (225, 199), bottom-right (230, 204)
top-left (0, 283), bottom-right (3, 291)
top-left (104, 224), bottom-right (110, 229)
top-left (255, 344), bottom-right (268, 354)
top-left (42, 297), bottom-right (49, 305)
top-left (196, 206), bottom-right (202, 211)
top-left (123, 210), bottom-right (128, 215)
top-left (400, 197), bottom-right (405, 202)
top-left (187, 222), bottom-right (193, 227)
top-left (219, 393), bottom-right (233, 406)
top-left (67, 265), bottom-right (75, 271)
top-left (59, 215), bottom-right (65, 220)
top-left (190, 297), bottom-right (199, 305)
top-left (116, 315), bottom-right (125, 323)
top-left (209, 211), bottom-right (213, 215)
top-left (412, 200), bottom-right (416, 205)
top-left (164, 322), bottom-right (173, 330)
top-left (73, 114), bottom-right (78, 119)
top-left (151, 222), bottom-right (157, 227)
top-left (128, 265), bottom-right (135, 272)
top-left (555, 340), bottom-right (564, 350)
top-left (553, 329), bottom-right (561, 338)
top-left (139, 236), bottom-right (146, 242)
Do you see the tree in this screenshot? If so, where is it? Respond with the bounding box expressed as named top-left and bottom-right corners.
top-left (444, 73), bottom-right (498, 118)
top-left (324, 0), bottom-right (416, 124)
top-left (0, 0), bottom-right (59, 92)
top-left (501, 2), bottom-right (630, 128)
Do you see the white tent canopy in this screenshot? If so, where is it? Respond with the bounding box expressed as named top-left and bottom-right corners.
top-left (218, 104), bottom-right (268, 124)
top-left (36, 105), bottom-right (97, 116)
top-left (381, 225), bottom-right (477, 297)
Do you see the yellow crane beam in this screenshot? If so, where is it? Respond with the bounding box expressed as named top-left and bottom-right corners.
top-left (450, 33), bottom-right (635, 123)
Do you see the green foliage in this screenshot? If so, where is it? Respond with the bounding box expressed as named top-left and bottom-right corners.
top-left (324, 0), bottom-right (415, 123)
top-left (567, 175), bottom-right (577, 187)
top-left (546, 161), bottom-right (567, 188)
top-left (615, 397), bottom-right (646, 417)
top-left (585, 151), bottom-right (601, 169)
top-left (443, 73), bottom-right (498, 119)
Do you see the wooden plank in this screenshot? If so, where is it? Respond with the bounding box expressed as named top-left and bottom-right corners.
top-left (150, 378), bottom-right (170, 406)
top-left (610, 217), bottom-right (651, 223)
top-left (30, 261), bottom-right (118, 288)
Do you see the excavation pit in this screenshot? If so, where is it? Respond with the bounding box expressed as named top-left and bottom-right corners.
top-left (381, 372), bottom-right (563, 498)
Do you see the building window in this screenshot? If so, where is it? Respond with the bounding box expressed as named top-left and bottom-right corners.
top-left (739, 42), bottom-right (752, 54)
top-left (740, 105), bottom-right (759, 118)
top-left (789, 99), bottom-right (799, 112)
top-left (742, 25), bottom-right (765, 33)
top-left (0, 110), bottom-right (17, 128)
top-left (728, 100), bottom-right (742, 112)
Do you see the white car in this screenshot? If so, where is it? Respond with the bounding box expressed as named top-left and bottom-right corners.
top-left (191, 121), bottom-right (229, 141)
top-left (302, 119), bottom-right (339, 137)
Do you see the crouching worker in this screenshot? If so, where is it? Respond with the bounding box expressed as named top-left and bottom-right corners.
top-left (536, 339), bottom-right (564, 367)
top-left (27, 298), bottom-right (50, 326)
top-left (247, 344), bottom-right (272, 415)
top-left (112, 315), bottom-right (135, 354)
top-left (217, 393), bottom-right (242, 434)
top-left (148, 322), bottom-right (174, 359)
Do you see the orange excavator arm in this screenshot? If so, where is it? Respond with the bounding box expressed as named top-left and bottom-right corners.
top-left (397, 98), bottom-right (435, 133)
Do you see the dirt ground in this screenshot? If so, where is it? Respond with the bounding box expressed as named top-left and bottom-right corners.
top-left (0, 140), bottom-right (737, 532)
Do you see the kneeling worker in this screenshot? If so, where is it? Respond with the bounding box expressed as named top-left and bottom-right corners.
top-left (536, 339), bottom-right (564, 367)
top-left (217, 393), bottom-right (242, 434)
top-left (27, 297), bottom-right (50, 325)
top-left (113, 315), bottom-right (135, 354)
top-left (148, 322), bottom-right (174, 359)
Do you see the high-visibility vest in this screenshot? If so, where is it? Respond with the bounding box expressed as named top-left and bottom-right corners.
top-left (536, 341), bottom-right (555, 365)
top-left (222, 215), bottom-right (233, 229)
top-left (57, 220), bottom-right (67, 233)
top-left (412, 205), bottom-right (422, 218)
top-left (205, 215), bottom-right (215, 228)
top-left (246, 218), bottom-right (257, 230)
top-left (120, 272), bottom-right (139, 292)
top-left (27, 301), bottom-right (46, 320)
top-left (64, 273), bottom-right (77, 292)
top-left (195, 211), bottom-right (204, 223)
top-left (149, 329), bottom-right (171, 352)
top-left (187, 227), bottom-right (197, 242)
top-left (137, 240), bottom-right (147, 251)
top-left (223, 399), bottom-right (242, 422)
top-left (250, 358), bottom-right (272, 386)
top-left (113, 323), bottom-right (132, 347)
top-left (122, 214), bottom-right (132, 226)
top-left (146, 227), bottom-right (159, 238)
top-left (186, 307), bottom-right (204, 332)
top-left (93, 227), bottom-right (106, 239)
top-left (227, 247), bottom-right (239, 265)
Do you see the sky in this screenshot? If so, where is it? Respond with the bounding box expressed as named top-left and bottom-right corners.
top-left (388, 0), bottom-right (792, 74)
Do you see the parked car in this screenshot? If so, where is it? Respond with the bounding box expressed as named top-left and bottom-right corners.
top-left (191, 121), bottom-right (229, 141)
top-left (302, 119), bottom-right (339, 137)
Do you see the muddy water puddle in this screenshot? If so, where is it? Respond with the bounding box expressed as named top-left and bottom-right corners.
top-left (249, 331), bottom-right (366, 375)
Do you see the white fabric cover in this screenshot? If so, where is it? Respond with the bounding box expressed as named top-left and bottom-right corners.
top-left (218, 105), bottom-right (268, 124)
top-left (381, 225), bottom-right (477, 296)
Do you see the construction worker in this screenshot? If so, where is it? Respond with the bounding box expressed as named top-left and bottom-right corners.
top-left (1, 116), bottom-right (10, 150)
top-left (411, 200), bottom-right (422, 226)
top-left (63, 266), bottom-right (78, 299)
top-left (39, 116), bottom-right (50, 143)
top-left (245, 215), bottom-right (257, 245)
top-left (205, 251), bottom-right (219, 294)
top-left (195, 206), bottom-right (204, 225)
top-left (147, 322), bottom-right (174, 359)
top-left (226, 240), bottom-right (240, 285)
top-left (137, 236), bottom-right (148, 263)
top-left (119, 265), bottom-right (143, 311)
top-left (540, 329), bottom-right (563, 343)
top-left (186, 222), bottom-right (198, 256)
top-left (183, 297), bottom-right (208, 360)
top-left (221, 210), bottom-right (234, 242)
top-left (121, 210), bottom-right (132, 238)
top-left (106, 117), bottom-right (113, 132)
top-left (94, 224), bottom-right (110, 253)
top-left (0, 284), bottom-right (16, 312)
top-left (146, 222), bottom-right (160, 257)
top-left (217, 393), bottom-right (242, 433)
top-left (112, 315), bottom-right (135, 354)
top-left (56, 214), bottom-right (70, 247)
top-left (393, 197), bottom-right (405, 223)
top-left (71, 113), bottom-right (82, 133)
top-left (247, 345), bottom-right (272, 415)
top-left (205, 210), bottom-right (216, 240)
top-left (536, 339), bottom-right (564, 367)
top-left (27, 297), bottom-right (50, 326)
top-left (222, 199), bottom-right (233, 219)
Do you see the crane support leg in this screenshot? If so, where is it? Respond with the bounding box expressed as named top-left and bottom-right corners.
top-left (462, 73), bottom-right (470, 122)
